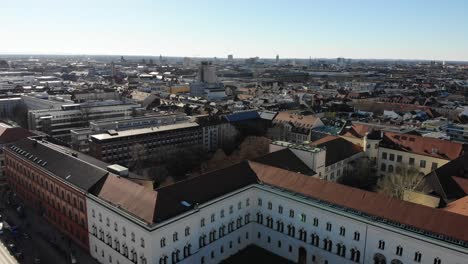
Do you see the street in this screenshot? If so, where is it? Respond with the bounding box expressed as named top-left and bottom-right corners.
top-left (0, 188), bottom-right (99, 264)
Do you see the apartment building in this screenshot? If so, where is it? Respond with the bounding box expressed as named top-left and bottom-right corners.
top-left (269, 138), bottom-right (363, 182)
top-left (88, 161), bottom-right (468, 264)
top-left (4, 138), bottom-right (468, 264)
top-left (4, 138), bottom-right (109, 251)
top-left (88, 123), bottom-right (202, 165)
top-left (377, 132), bottom-right (465, 177)
top-left (269, 112), bottom-right (324, 143)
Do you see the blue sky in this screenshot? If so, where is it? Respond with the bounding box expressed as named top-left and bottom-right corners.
top-left (1, 0), bottom-right (467, 60)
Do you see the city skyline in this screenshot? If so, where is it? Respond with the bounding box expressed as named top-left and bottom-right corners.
top-left (1, 0), bottom-right (468, 61)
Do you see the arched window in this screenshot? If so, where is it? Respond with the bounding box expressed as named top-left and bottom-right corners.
top-left (160, 238), bottom-right (166, 248)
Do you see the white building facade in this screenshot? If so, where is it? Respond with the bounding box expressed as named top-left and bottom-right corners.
top-left (87, 183), bottom-right (468, 264)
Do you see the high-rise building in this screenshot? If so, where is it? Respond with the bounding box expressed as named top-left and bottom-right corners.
top-left (197, 61), bottom-right (217, 83)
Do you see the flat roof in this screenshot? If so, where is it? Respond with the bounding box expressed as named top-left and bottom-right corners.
top-left (91, 122), bottom-right (199, 141)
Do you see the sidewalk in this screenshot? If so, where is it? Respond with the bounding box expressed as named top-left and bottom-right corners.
top-left (1, 188), bottom-right (99, 264)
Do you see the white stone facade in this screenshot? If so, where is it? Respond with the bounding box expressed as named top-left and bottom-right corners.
top-left (87, 184), bottom-right (468, 264)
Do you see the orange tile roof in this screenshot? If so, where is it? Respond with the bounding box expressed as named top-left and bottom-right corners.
top-left (97, 175), bottom-right (157, 224)
top-left (443, 196), bottom-right (468, 217)
top-left (249, 161), bottom-right (468, 243)
top-left (273, 112), bottom-right (321, 128)
top-left (341, 124), bottom-right (372, 138)
top-left (382, 132), bottom-right (464, 160)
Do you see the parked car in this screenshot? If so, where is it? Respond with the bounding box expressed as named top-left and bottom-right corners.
top-left (70, 253), bottom-right (78, 264)
top-left (7, 243), bottom-right (16, 252)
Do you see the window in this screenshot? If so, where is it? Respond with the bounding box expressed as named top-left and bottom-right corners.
top-left (220, 209), bottom-right (225, 218)
top-left (160, 238), bottom-right (166, 248)
top-left (278, 206), bottom-right (283, 214)
top-left (431, 162), bottom-right (438, 170)
top-left (409, 157), bottom-right (415, 165)
top-left (229, 205), bottom-right (233, 214)
top-left (381, 163), bottom-right (386, 172)
top-left (414, 251), bottom-right (422, 262)
top-left (378, 240), bottom-right (385, 250)
top-left (382, 152), bottom-right (387, 160)
top-left (92, 209), bottom-right (95, 218)
top-left (313, 218), bottom-right (319, 226)
top-left (300, 214), bottom-right (306, 222)
top-left (268, 202), bottom-right (272, 210)
top-left (433, 257), bottom-right (441, 264)
top-left (389, 153), bottom-right (395, 161)
top-left (185, 227), bottom-right (190, 236)
top-left (353, 232), bottom-right (360, 241)
top-left (396, 245), bottom-right (403, 256)
top-left (326, 222), bottom-right (332, 231)
top-left (122, 227), bottom-right (126, 237)
top-left (258, 198), bottom-right (262, 206)
top-left (99, 213), bottom-right (102, 222)
top-left (173, 232), bottom-right (178, 242)
top-left (397, 155), bottom-right (402, 162)
top-left (339, 227), bottom-right (345, 236)
top-left (277, 240), bottom-right (282, 248)
top-left (114, 223), bottom-right (118, 232)
top-left (246, 198), bottom-right (250, 206)
top-left (131, 232), bottom-right (135, 242)
top-left (106, 218), bottom-right (110, 227)
top-left (289, 210), bottom-right (294, 218)
top-left (420, 160), bottom-right (426, 168)
top-left (238, 201), bottom-right (242, 210)
top-left (200, 218), bottom-right (205, 227)
top-left (211, 214), bottom-right (215, 223)
top-left (388, 165), bottom-right (394, 173)
top-left (141, 238), bottom-right (145, 248)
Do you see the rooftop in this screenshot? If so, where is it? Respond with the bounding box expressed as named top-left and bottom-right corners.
top-left (90, 122), bottom-right (199, 141)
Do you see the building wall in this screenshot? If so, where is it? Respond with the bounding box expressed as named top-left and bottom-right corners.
top-left (86, 184), bottom-right (468, 264)
top-left (377, 147), bottom-right (450, 177)
top-left (4, 149), bottom-right (89, 250)
top-left (89, 126), bottom-right (203, 166)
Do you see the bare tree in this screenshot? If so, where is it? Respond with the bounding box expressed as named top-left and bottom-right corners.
top-left (129, 143), bottom-right (146, 174)
top-left (376, 164), bottom-right (423, 199)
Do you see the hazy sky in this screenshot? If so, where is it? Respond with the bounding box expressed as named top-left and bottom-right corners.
top-left (1, 0), bottom-right (468, 60)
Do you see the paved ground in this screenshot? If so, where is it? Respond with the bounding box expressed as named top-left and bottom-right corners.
top-left (0, 188), bottom-right (99, 264)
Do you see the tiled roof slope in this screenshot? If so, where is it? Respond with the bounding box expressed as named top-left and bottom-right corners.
top-left (253, 149), bottom-right (315, 176)
top-left (273, 112), bottom-right (321, 128)
top-left (94, 174), bottom-right (157, 224)
top-left (312, 136), bottom-right (363, 166)
top-left (381, 132), bottom-right (464, 160)
top-left (248, 161), bottom-right (468, 243)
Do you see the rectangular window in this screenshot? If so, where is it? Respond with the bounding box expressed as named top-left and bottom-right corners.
top-left (382, 152), bottom-right (387, 160)
top-left (409, 157), bottom-right (415, 165)
top-left (300, 214), bottom-right (306, 222)
top-left (420, 160), bottom-right (426, 168)
top-left (431, 162), bottom-right (438, 170)
top-left (389, 154), bottom-right (395, 161)
top-left (396, 155), bottom-right (402, 162)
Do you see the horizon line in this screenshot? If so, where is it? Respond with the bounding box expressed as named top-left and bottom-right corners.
top-left (0, 52), bottom-right (467, 63)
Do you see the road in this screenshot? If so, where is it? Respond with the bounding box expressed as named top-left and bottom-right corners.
top-left (0, 189), bottom-right (99, 264)
top-left (0, 241), bottom-right (17, 264)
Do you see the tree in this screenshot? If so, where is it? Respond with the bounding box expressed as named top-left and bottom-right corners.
top-left (339, 158), bottom-right (375, 190)
top-left (376, 164), bottom-right (423, 199)
top-left (129, 143), bottom-right (146, 174)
